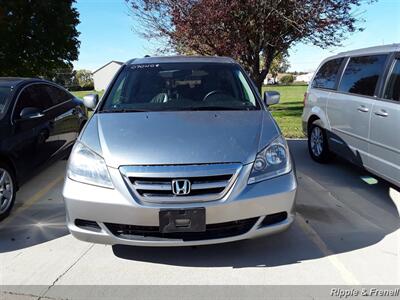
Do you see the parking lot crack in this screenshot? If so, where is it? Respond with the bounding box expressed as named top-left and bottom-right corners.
top-left (37, 243), bottom-right (95, 300)
top-left (2, 290), bottom-right (67, 300)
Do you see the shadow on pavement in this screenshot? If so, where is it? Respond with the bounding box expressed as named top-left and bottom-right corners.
top-left (112, 225), bottom-right (316, 268)
top-left (0, 160), bottom-right (68, 253)
top-left (112, 140), bottom-right (399, 267)
top-left (1, 140), bottom-right (399, 269)
top-left (289, 139), bottom-right (399, 221)
top-left (0, 200), bottom-right (68, 252)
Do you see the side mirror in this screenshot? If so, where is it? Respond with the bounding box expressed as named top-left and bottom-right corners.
top-left (19, 107), bottom-right (44, 120)
top-left (83, 94), bottom-right (99, 110)
top-left (263, 91), bottom-right (280, 106)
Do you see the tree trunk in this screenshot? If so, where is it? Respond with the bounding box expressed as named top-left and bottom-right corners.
top-left (246, 53), bottom-right (273, 93)
top-left (252, 64), bottom-right (271, 93)
top-left (254, 74), bottom-right (264, 93)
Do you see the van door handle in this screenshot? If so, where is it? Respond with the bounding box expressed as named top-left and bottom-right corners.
top-left (374, 110), bottom-right (389, 117)
top-left (357, 106), bottom-right (369, 113)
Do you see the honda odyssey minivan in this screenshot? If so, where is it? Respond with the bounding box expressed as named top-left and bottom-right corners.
top-left (63, 56), bottom-right (297, 246)
top-left (302, 44), bottom-right (399, 187)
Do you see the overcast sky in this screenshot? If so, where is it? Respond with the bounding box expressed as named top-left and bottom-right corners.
top-left (73, 0), bottom-right (400, 72)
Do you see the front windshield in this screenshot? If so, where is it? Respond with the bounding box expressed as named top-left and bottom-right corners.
top-left (0, 86), bottom-right (12, 116)
top-left (101, 63), bottom-right (259, 112)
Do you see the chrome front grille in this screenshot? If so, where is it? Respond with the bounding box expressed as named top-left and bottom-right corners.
top-left (120, 163), bottom-right (242, 204)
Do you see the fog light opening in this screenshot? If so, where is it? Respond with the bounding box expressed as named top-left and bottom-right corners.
top-left (75, 219), bottom-right (102, 232)
top-left (260, 212), bottom-right (288, 227)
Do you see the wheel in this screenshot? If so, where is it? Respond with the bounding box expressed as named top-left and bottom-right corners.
top-left (0, 162), bottom-right (16, 221)
top-left (308, 122), bottom-right (331, 163)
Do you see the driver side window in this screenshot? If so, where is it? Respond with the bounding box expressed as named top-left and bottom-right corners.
top-left (14, 85), bottom-right (53, 119)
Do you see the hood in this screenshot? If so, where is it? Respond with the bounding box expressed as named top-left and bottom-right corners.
top-left (81, 111), bottom-right (279, 168)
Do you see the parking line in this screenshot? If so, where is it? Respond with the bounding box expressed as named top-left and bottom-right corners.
top-left (0, 175), bottom-right (64, 227)
top-left (389, 187), bottom-right (400, 217)
top-left (297, 213), bottom-right (360, 285)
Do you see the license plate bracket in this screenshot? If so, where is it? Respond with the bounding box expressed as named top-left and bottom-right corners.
top-left (159, 208), bottom-right (206, 233)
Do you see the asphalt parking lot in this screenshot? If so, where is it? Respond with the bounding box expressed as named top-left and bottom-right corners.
top-left (1, 140), bottom-right (399, 297)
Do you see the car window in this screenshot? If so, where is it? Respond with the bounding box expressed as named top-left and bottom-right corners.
top-left (312, 58), bottom-right (343, 90)
top-left (14, 84), bottom-right (53, 118)
top-left (45, 85), bottom-right (72, 105)
top-left (383, 59), bottom-right (400, 101)
top-left (102, 63), bottom-right (259, 112)
top-left (0, 86), bottom-right (11, 115)
top-left (338, 55), bottom-right (388, 96)
top-left (237, 70), bottom-right (256, 103)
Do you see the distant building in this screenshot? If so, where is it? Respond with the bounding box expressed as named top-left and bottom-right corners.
top-left (263, 73), bottom-right (292, 85)
top-left (295, 72), bottom-right (314, 83)
top-left (92, 61), bottom-right (123, 91)
top-left (263, 74), bottom-right (276, 85)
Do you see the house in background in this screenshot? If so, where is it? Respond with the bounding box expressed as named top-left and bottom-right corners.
top-left (93, 61), bottom-right (123, 91)
top-left (263, 73), bottom-right (292, 85)
top-left (295, 72), bottom-right (314, 84)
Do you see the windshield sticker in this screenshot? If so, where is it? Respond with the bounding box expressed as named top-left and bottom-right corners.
top-left (131, 64), bottom-right (160, 70)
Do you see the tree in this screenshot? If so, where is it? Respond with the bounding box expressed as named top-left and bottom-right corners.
top-left (75, 69), bottom-right (94, 89)
top-left (52, 67), bottom-right (77, 88)
top-left (268, 53), bottom-right (290, 84)
top-left (0, 0), bottom-right (80, 78)
top-left (127, 0), bottom-right (372, 90)
top-left (280, 74), bottom-right (294, 85)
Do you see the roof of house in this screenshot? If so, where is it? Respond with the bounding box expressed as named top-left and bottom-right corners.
top-left (93, 61), bottom-right (124, 74)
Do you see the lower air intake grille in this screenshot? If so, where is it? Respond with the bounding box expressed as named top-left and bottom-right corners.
top-left (105, 218), bottom-right (258, 241)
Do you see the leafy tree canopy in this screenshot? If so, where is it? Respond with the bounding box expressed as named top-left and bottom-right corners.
top-left (75, 69), bottom-right (94, 89)
top-left (127, 0), bottom-right (373, 90)
top-left (0, 0), bottom-right (80, 78)
top-left (270, 53), bottom-right (290, 78)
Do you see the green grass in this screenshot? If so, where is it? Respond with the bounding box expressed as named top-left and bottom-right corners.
top-left (71, 90), bottom-right (104, 99)
top-left (72, 86), bottom-right (307, 138)
top-left (262, 85), bottom-right (307, 138)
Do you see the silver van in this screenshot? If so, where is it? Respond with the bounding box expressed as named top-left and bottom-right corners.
top-left (302, 44), bottom-right (400, 187)
top-left (63, 56), bottom-right (297, 247)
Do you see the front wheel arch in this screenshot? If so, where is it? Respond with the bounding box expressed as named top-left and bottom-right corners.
top-left (0, 155), bottom-right (18, 189)
top-left (307, 115), bottom-right (324, 134)
top-left (0, 160), bottom-right (17, 221)
top-left (307, 121), bottom-right (332, 163)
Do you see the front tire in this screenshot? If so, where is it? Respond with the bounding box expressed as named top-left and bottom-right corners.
top-left (308, 123), bottom-right (331, 163)
top-left (0, 162), bottom-right (16, 221)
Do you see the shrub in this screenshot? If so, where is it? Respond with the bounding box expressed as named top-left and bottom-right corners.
top-left (280, 74), bottom-right (295, 85)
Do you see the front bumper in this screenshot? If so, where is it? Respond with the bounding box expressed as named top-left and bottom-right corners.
top-left (63, 164), bottom-right (297, 247)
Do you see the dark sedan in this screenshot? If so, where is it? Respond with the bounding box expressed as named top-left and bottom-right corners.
top-left (0, 78), bottom-right (87, 220)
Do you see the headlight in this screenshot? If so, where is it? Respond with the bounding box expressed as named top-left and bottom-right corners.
top-left (248, 136), bottom-right (292, 184)
top-left (67, 142), bottom-right (114, 189)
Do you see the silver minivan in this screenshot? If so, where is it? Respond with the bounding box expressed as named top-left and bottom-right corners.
top-left (302, 44), bottom-right (400, 187)
top-left (63, 56), bottom-right (297, 247)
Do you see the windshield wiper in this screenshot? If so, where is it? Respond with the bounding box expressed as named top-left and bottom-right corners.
top-left (184, 106), bottom-right (257, 111)
top-left (99, 106), bottom-right (257, 113)
top-left (99, 108), bottom-right (150, 113)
